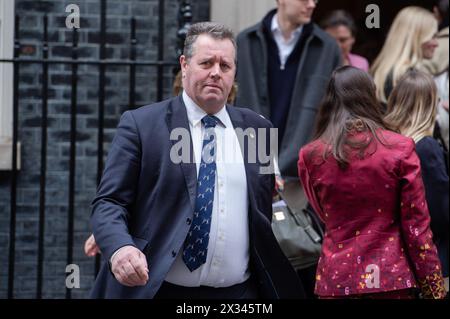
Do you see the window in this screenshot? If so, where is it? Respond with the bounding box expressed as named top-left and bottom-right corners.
top-left (0, 0), bottom-right (18, 170)
top-left (210, 0), bottom-right (276, 35)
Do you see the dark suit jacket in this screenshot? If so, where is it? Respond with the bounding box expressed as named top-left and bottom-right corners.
top-left (416, 136), bottom-right (449, 277)
top-left (90, 95), bottom-right (304, 298)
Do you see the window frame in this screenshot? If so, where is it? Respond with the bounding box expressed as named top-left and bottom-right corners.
top-left (0, 0), bottom-right (18, 170)
top-left (210, 0), bottom-right (276, 34)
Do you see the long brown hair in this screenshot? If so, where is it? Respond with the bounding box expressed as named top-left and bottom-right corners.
top-left (314, 66), bottom-right (392, 168)
top-left (385, 69), bottom-right (438, 143)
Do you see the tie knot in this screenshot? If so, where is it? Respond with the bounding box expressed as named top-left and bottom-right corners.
top-left (202, 115), bottom-right (218, 128)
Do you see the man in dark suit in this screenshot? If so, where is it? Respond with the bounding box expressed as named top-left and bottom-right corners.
top-left (90, 22), bottom-right (304, 299)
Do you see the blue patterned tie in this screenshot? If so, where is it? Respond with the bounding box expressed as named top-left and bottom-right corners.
top-left (183, 115), bottom-right (218, 271)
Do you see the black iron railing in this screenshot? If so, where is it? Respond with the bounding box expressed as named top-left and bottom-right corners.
top-left (0, 0), bottom-right (192, 299)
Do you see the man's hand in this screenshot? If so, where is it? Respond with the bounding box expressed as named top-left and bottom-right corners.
top-left (111, 245), bottom-right (149, 287)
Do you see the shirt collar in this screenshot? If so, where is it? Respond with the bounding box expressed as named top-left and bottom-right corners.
top-left (182, 90), bottom-right (227, 128)
top-left (271, 13), bottom-right (303, 42)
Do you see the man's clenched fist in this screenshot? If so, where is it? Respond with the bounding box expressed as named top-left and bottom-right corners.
top-left (111, 245), bottom-right (149, 287)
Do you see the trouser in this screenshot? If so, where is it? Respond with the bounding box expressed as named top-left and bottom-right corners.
top-left (154, 277), bottom-right (259, 299)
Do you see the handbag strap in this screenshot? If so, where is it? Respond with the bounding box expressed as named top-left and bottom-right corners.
top-left (277, 189), bottom-right (322, 244)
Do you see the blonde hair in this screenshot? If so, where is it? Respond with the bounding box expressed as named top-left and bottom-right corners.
top-left (370, 6), bottom-right (438, 102)
top-left (385, 69), bottom-right (438, 143)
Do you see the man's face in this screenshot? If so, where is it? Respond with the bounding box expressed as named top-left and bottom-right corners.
top-left (325, 25), bottom-right (355, 56)
top-left (278, 0), bottom-right (317, 26)
top-left (180, 34), bottom-right (236, 113)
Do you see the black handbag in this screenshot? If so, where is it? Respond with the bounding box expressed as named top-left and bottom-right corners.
top-left (272, 183), bottom-right (324, 271)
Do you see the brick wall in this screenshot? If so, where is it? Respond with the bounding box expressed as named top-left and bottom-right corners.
top-left (0, 0), bottom-right (210, 299)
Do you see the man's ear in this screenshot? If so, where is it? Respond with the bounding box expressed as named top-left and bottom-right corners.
top-left (180, 55), bottom-right (188, 77)
top-left (180, 55), bottom-right (187, 67)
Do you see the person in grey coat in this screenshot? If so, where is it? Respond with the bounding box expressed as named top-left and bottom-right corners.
top-left (235, 0), bottom-right (341, 180)
top-left (235, 0), bottom-right (341, 298)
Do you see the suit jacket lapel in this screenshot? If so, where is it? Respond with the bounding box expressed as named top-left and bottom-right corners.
top-left (166, 96), bottom-right (197, 212)
top-left (226, 105), bottom-right (259, 212)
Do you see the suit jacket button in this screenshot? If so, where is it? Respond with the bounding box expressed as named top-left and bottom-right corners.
top-left (171, 250), bottom-right (177, 257)
top-left (186, 218), bottom-right (192, 225)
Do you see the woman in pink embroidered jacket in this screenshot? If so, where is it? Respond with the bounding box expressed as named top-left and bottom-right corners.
top-left (297, 66), bottom-right (445, 299)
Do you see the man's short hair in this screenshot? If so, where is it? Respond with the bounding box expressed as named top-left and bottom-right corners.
top-left (320, 10), bottom-right (357, 36)
top-left (183, 22), bottom-right (236, 62)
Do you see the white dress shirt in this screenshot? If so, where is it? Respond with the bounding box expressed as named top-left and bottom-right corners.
top-left (164, 91), bottom-right (250, 288)
top-left (271, 14), bottom-right (303, 70)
